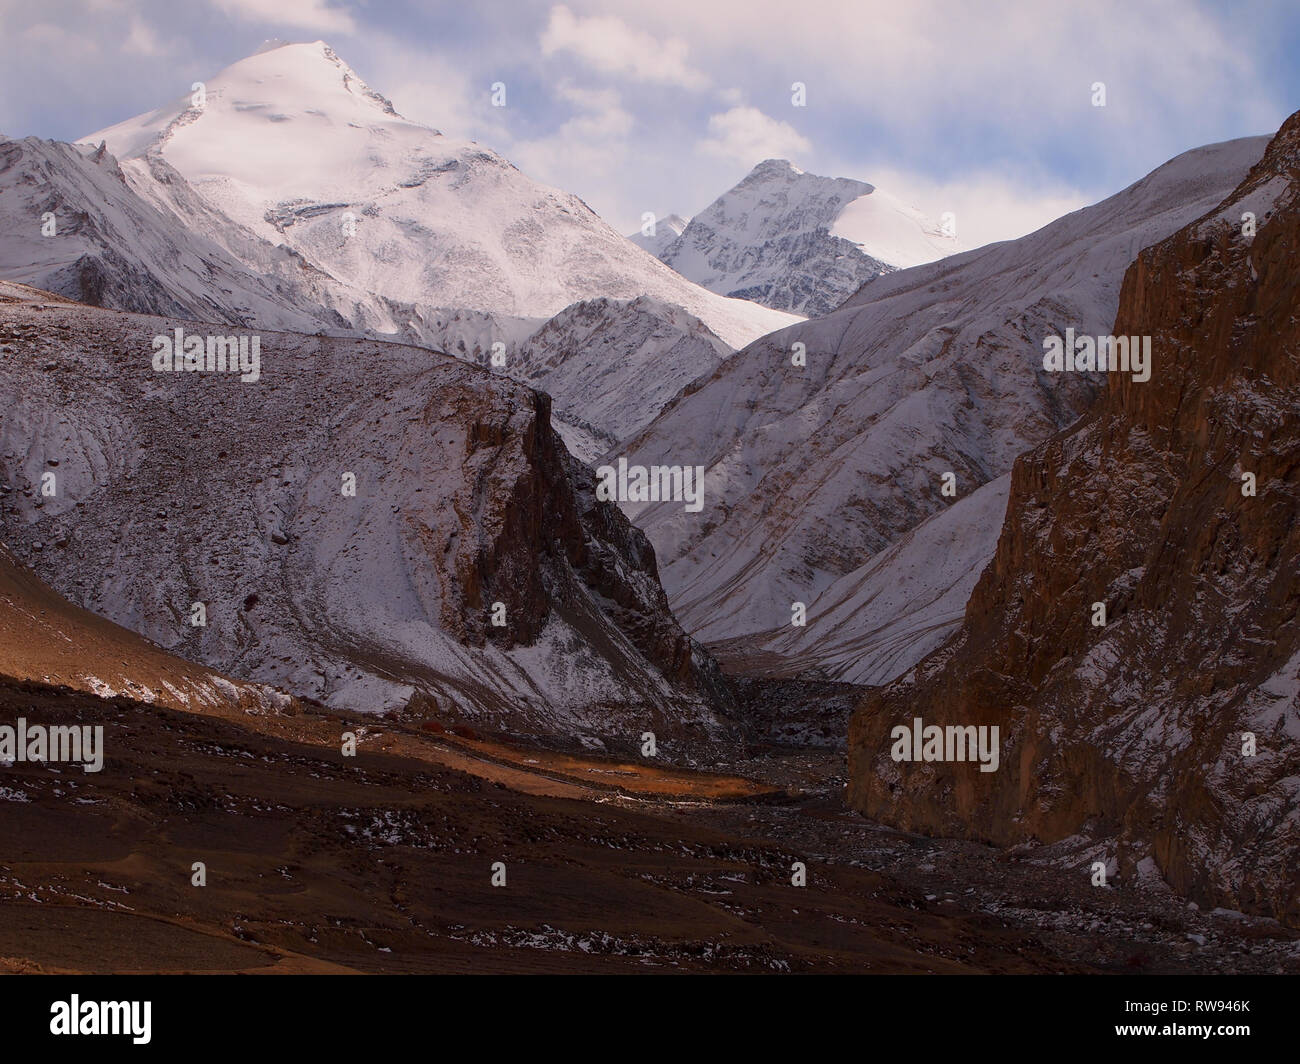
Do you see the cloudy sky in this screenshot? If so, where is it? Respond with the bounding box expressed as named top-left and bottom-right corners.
top-left (1, 0), bottom-right (1296, 247)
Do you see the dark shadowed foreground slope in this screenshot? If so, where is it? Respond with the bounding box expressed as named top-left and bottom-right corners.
top-left (0, 677), bottom-right (1087, 975)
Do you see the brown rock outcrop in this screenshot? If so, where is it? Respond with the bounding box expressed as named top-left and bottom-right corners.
top-left (848, 112), bottom-right (1300, 923)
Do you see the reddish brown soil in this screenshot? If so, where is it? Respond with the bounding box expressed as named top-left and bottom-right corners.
top-left (0, 678), bottom-right (1085, 974)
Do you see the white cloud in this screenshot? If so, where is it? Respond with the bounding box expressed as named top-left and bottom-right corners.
top-left (540, 4), bottom-right (708, 90)
top-left (211, 0), bottom-right (356, 34)
top-left (509, 83), bottom-right (636, 205)
top-left (866, 166), bottom-right (1088, 249)
top-left (540, 0), bottom-right (1284, 240)
top-left (553, 84), bottom-right (635, 141)
top-left (587, 0), bottom-right (1283, 162)
top-left (699, 106), bottom-right (810, 167)
top-left (123, 16), bottom-right (169, 56)
top-left (21, 22), bottom-right (100, 57)
top-left (378, 47), bottom-right (508, 143)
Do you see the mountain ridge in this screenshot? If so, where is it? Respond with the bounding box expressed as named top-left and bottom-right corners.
top-left (0, 280), bottom-right (739, 757)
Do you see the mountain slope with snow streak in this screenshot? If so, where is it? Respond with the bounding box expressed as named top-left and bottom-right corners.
top-left (627, 213), bottom-right (688, 258)
top-left (710, 475), bottom-right (1010, 685)
top-left (356, 296), bottom-right (731, 463)
top-left (0, 536), bottom-right (291, 716)
top-left (0, 135), bottom-right (345, 331)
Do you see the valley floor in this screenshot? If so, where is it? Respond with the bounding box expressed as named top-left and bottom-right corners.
top-left (0, 679), bottom-right (1295, 975)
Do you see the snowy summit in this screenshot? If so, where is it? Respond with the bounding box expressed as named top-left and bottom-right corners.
top-left (83, 41), bottom-right (796, 348)
top-left (642, 158), bottom-right (963, 316)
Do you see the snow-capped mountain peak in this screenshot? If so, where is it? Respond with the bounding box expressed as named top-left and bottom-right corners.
top-left (650, 158), bottom-right (962, 316)
top-left (97, 42), bottom-right (406, 152)
top-left (88, 40), bottom-right (439, 234)
top-left (82, 42), bottom-right (795, 348)
top-left (627, 212), bottom-right (688, 257)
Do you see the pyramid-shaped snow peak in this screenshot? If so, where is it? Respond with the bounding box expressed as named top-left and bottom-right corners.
top-left (84, 43), bottom-right (795, 346)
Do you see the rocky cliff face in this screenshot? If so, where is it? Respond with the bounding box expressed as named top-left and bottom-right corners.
top-left (0, 282), bottom-right (736, 755)
top-left (848, 113), bottom-right (1300, 924)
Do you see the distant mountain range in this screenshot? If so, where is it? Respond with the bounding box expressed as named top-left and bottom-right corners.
top-left (0, 36), bottom-right (1296, 927)
top-left (0, 41), bottom-right (804, 461)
